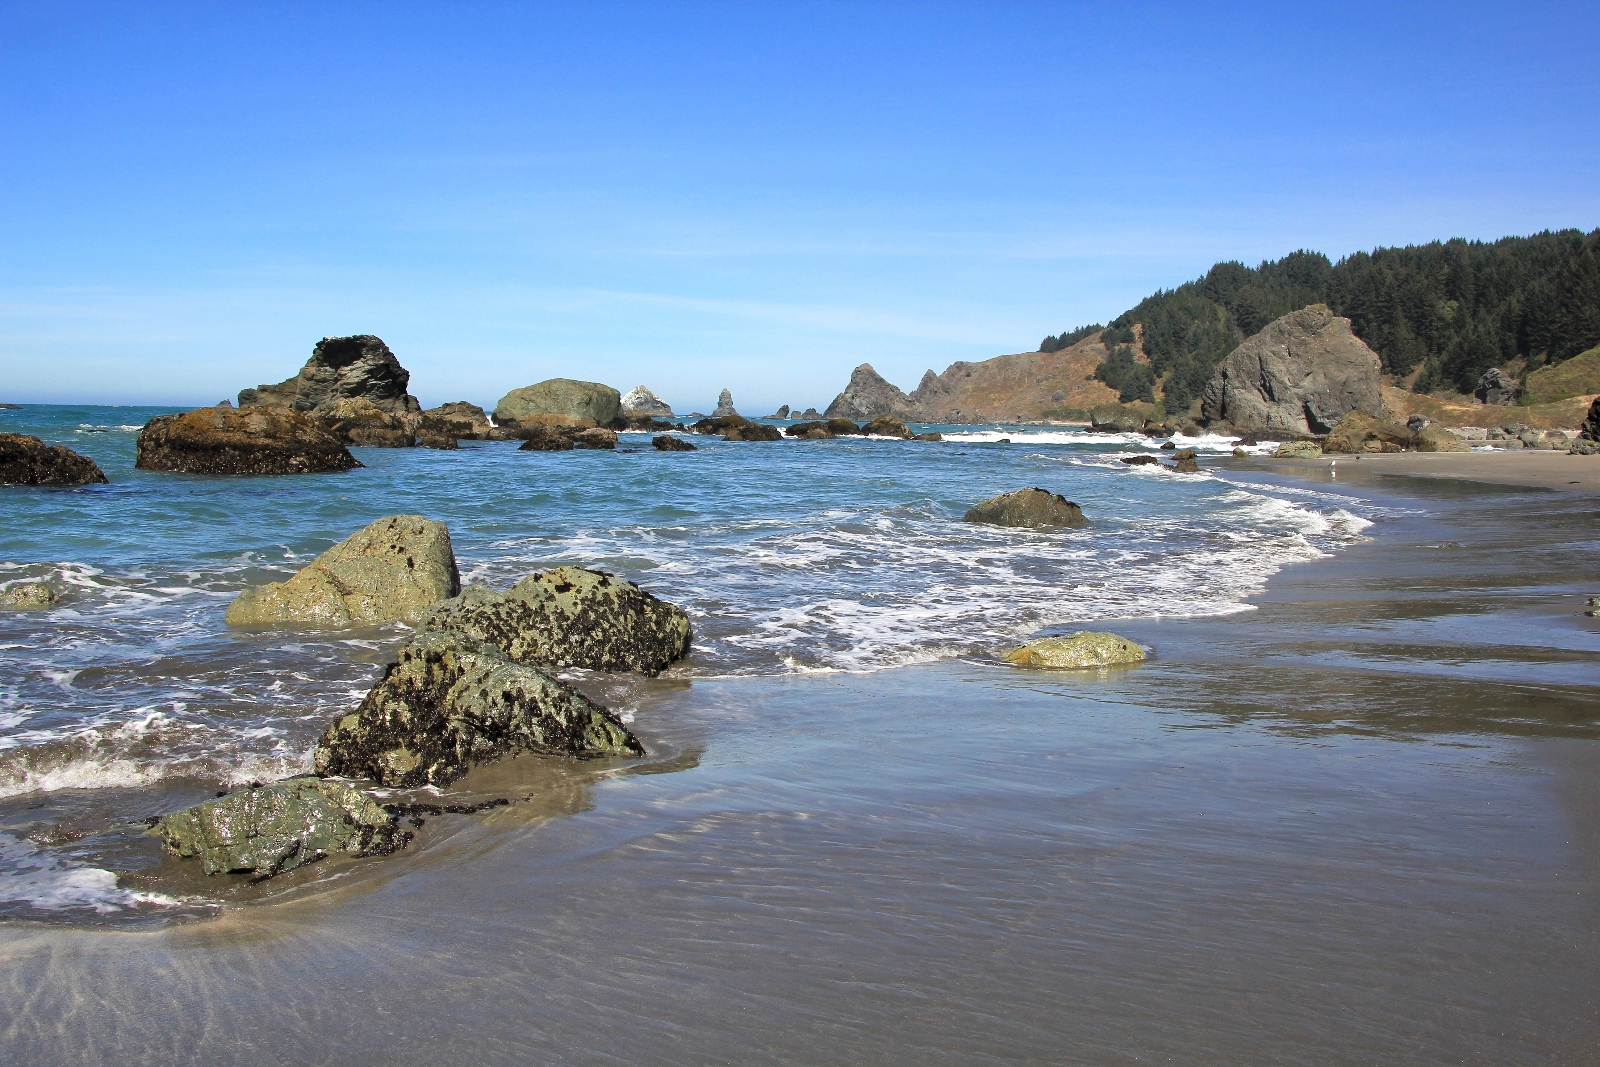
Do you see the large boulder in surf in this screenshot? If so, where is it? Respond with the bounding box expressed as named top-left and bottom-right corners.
top-left (862, 414), bottom-right (913, 439)
top-left (135, 407), bottom-right (360, 475)
top-left (621, 385), bottom-right (674, 418)
top-left (1002, 632), bottom-right (1145, 669)
top-left (653, 434), bottom-right (696, 451)
top-left (0, 582), bottom-right (57, 609)
top-left (426, 565), bottom-right (691, 675)
top-left (1200, 305), bottom-right (1383, 434)
top-left (321, 397), bottom-right (416, 447)
top-left (0, 433), bottom-right (108, 486)
top-left (225, 515), bottom-right (460, 627)
top-left (419, 402), bottom-right (501, 441)
top-left (722, 421), bottom-right (782, 441)
top-left (824, 363), bottom-right (914, 421)
top-left (238, 335), bottom-right (421, 425)
top-left (149, 777), bottom-right (406, 878)
top-left (964, 488), bottom-right (1087, 529)
top-left (314, 630), bottom-right (643, 789)
top-left (494, 379), bottom-right (621, 431)
top-left (1322, 410), bottom-right (1414, 454)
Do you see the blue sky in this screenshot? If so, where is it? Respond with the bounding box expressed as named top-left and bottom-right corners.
top-left (3, 2), bottom-right (1596, 412)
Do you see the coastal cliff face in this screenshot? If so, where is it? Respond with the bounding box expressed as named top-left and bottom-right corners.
top-left (238, 335), bottom-right (421, 423)
top-left (821, 334), bottom-right (1125, 424)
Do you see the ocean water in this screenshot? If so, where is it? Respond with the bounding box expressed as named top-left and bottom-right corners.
top-left (0, 404), bottom-right (1385, 923)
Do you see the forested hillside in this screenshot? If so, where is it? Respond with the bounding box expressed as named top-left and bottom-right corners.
top-left (1042, 229), bottom-right (1600, 414)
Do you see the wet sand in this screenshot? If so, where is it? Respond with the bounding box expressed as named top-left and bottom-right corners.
top-left (1244, 449), bottom-right (1600, 494)
top-left (1, 471), bottom-right (1597, 1065)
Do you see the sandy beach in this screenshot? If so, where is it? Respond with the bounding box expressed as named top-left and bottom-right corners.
top-left (2, 456), bottom-right (1596, 1066)
top-left (1240, 449), bottom-right (1600, 494)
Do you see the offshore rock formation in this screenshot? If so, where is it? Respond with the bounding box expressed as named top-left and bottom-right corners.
top-left (1199, 306), bottom-right (1383, 434)
top-left (238, 335), bottom-right (422, 426)
top-left (1002, 632), bottom-right (1145, 670)
top-left (150, 777), bottom-right (406, 878)
top-left (425, 565), bottom-right (691, 675)
top-left (713, 389), bottom-right (738, 418)
top-left (314, 630), bottom-right (642, 789)
top-left (321, 397), bottom-right (416, 447)
top-left (861, 414), bottom-right (914, 439)
top-left (419, 402), bottom-right (501, 441)
top-left (135, 407), bottom-right (360, 475)
top-left (0, 433), bottom-right (108, 486)
top-left (653, 434), bottom-right (696, 451)
top-left (515, 426), bottom-right (617, 451)
top-left (824, 365), bottom-right (917, 421)
top-left (963, 488), bottom-right (1087, 529)
top-left (621, 385), bottom-right (674, 418)
top-left (225, 515), bottom-right (460, 628)
top-left (494, 379), bottom-right (622, 430)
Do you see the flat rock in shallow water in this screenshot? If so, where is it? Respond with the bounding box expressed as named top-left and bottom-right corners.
top-left (135, 407), bottom-right (360, 475)
top-left (964, 488), bottom-right (1087, 528)
top-left (315, 630), bottom-right (643, 788)
top-left (0, 582), bottom-right (57, 609)
top-left (1002, 632), bottom-right (1145, 669)
top-left (0, 433), bottom-right (109, 486)
top-left (426, 565), bottom-right (691, 674)
top-left (653, 434), bottom-right (696, 451)
top-left (225, 515), bottom-right (460, 627)
top-left (150, 777), bottom-right (406, 878)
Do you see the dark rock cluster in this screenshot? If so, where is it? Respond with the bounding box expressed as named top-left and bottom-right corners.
top-left (0, 433), bottom-right (108, 486)
top-left (135, 406), bottom-right (360, 475)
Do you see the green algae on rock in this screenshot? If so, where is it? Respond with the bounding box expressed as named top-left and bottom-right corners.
top-left (315, 630), bottom-right (643, 788)
top-left (425, 565), bottom-right (691, 675)
top-left (1002, 631), bottom-right (1146, 669)
top-left (0, 582), bottom-right (57, 609)
top-left (1273, 440), bottom-right (1323, 458)
top-left (150, 777), bottom-right (406, 878)
top-left (225, 514), bottom-right (460, 628)
top-left (963, 488), bottom-right (1087, 529)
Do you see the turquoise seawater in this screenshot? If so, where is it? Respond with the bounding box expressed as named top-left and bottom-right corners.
top-left (0, 403), bottom-right (1384, 917)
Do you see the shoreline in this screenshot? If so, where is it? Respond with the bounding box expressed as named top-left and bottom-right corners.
top-left (1228, 448), bottom-right (1600, 494)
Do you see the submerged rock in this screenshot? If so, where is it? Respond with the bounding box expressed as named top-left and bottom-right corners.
top-left (862, 414), bottom-right (913, 439)
top-left (621, 385), bottom-right (674, 418)
top-left (314, 630), bottom-right (642, 788)
top-left (150, 777), bottom-right (406, 878)
top-left (225, 515), bottom-right (460, 627)
top-left (494, 379), bottom-right (622, 431)
top-left (1272, 440), bottom-right (1322, 458)
top-left (135, 407), bottom-right (360, 475)
top-left (426, 565), bottom-right (691, 674)
top-left (964, 488), bottom-right (1087, 529)
top-left (1323, 410), bottom-right (1414, 454)
top-left (0, 433), bottom-right (109, 486)
top-left (321, 397), bottom-right (416, 447)
top-left (0, 582), bottom-right (57, 609)
top-left (653, 434), bottom-right (696, 452)
top-left (1002, 632), bottom-right (1145, 669)
top-left (1121, 455), bottom-right (1162, 466)
top-left (1200, 305), bottom-right (1383, 434)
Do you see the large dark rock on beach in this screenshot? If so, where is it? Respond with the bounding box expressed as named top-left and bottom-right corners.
top-left (0, 433), bottom-right (108, 486)
top-left (1322, 410), bottom-right (1414, 454)
top-left (1200, 305), bottom-right (1383, 434)
top-left (135, 407), bottom-right (361, 475)
top-left (426, 565), bottom-right (691, 675)
top-left (964, 488), bottom-right (1087, 529)
top-left (495, 379), bottom-right (622, 431)
top-left (225, 515), bottom-right (460, 627)
top-left (314, 631), bottom-right (642, 789)
top-left (1475, 368), bottom-right (1521, 406)
top-left (239, 335), bottom-right (421, 425)
top-left (150, 777), bottom-right (406, 878)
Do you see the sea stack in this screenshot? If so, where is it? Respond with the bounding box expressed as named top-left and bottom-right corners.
top-left (713, 389), bottom-right (738, 418)
top-left (238, 335), bottom-right (422, 427)
top-left (621, 385), bottom-right (675, 418)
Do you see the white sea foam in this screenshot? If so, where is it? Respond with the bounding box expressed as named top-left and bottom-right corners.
top-left (0, 831), bottom-right (199, 914)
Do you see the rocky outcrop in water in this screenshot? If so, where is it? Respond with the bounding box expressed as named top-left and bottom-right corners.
top-left (135, 407), bottom-right (361, 475)
top-left (426, 566), bottom-right (691, 675)
top-left (225, 515), bottom-right (460, 627)
top-left (1002, 632), bottom-right (1145, 669)
top-left (1475, 368), bottom-right (1520, 405)
top-left (964, 489), bottom-right (1087, 528)
top-left (419, 402), bottom-right (500, 441)
top-left (653, 435), bottom-right (696, 451)
top-left (1200, 306), bottom-right (1383, 434)
top-left (767, 405), bottom-right (791, 419)
top-left (0, 433), bottom-right (109, 486)
top-left (721, 421), bottom-right (782, 441)
top-left (1169, 448), bottom-right (1199, 473)
top-left (713, 389), bottom-right (738, 418)
top-left (1322, 410), bottom-right (1414, 454)
top-left (824, 364), bottom-right (915, 421)
top-left (862, 415), bottom-right (913, 439)
top-left (238, 335), bottom-right (422, 426)
top-left (517, 425), bottom-right (579, 451)
top-left (494, 379), bottom-right (622, 431)
top-left (314, 630), bottom-right (642, 788)
top-left (321, 397), bottom-right (416, 447)
top-left (0, 583), bottom-right (57, 609)
top-left (621, 385), bottom-right (674, 418)
top-left (150, 777), bottom-right (407, 877)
